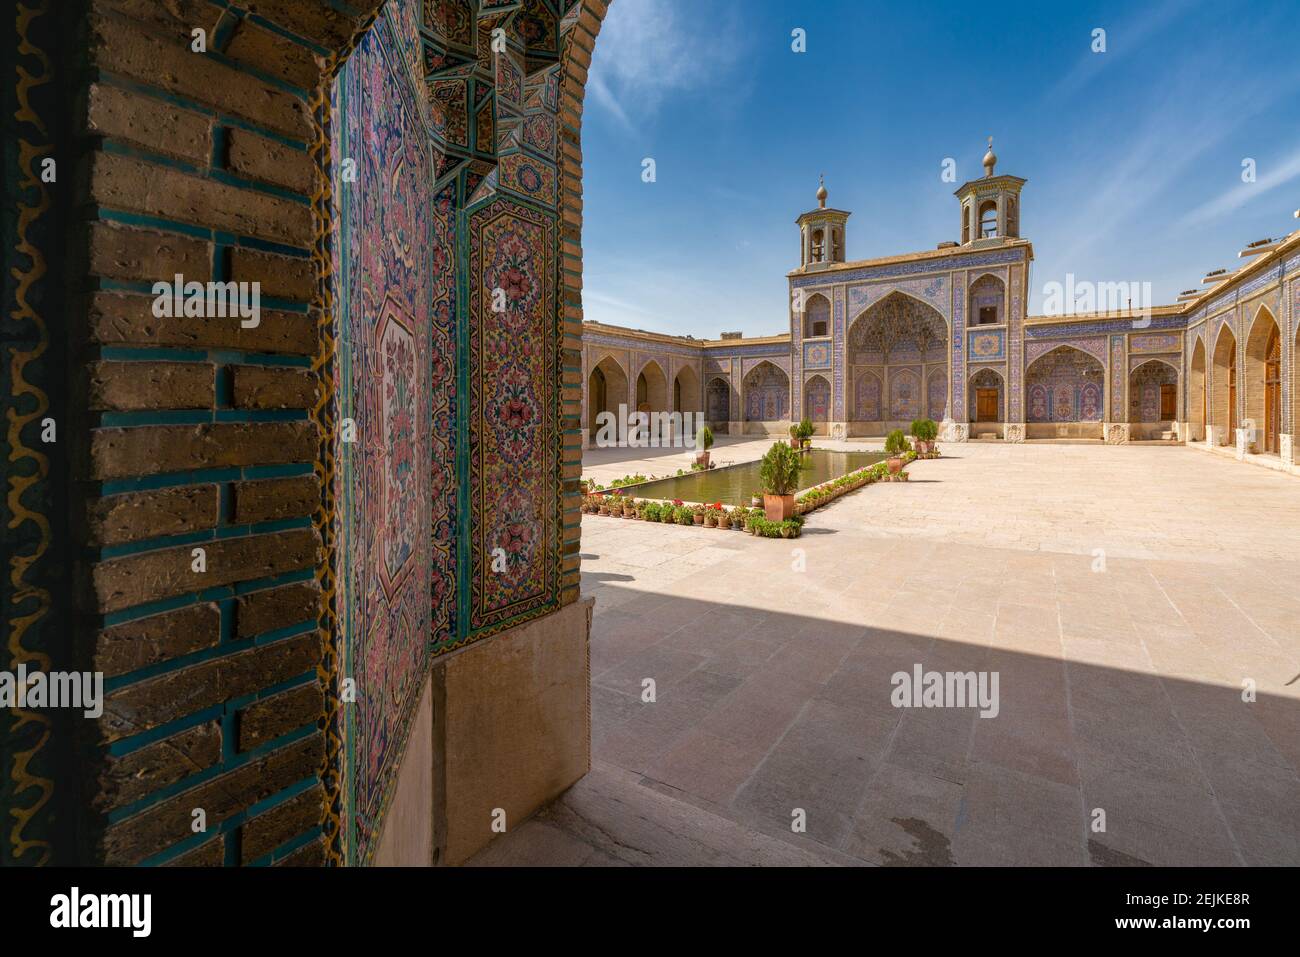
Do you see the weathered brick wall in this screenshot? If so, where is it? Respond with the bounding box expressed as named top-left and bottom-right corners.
top-left (71, 0), bottom-right (384, 866)
top-left (2, 0), bottom-right (597, 866)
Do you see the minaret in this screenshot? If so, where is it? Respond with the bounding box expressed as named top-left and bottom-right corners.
top-left (795, 175), bottom-right (850, 269)
top-left (955, 137), bottom-right (1026, 245)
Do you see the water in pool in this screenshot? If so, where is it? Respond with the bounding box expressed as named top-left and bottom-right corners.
top-left (614, 448), bottom-right (888, 506)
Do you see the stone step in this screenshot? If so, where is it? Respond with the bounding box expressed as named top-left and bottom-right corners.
top-left (466, 761), bottom-right (862, 867)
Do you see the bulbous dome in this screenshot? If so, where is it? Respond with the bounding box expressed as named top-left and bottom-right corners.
top-left (983, 137), bottom-right (997, 177)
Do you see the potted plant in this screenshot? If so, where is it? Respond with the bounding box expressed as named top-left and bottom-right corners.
top-left (729, 508), bottom-right (746, 530)
top-left (750, 490), bottom-right (762, 508)
top-left (676, 505), bottom-right (694, 526)
top-left (788, 423), bottom-right (800, 449)
top-left (759, 440), bottom-right (801, 521)
top-left (910, 418), bottom-right (938, 456)
top-left (694, 425), bottom-right (714, 468)
top-left (692, 504), bottom-right (706, 526)
top-left (797, 416), bottom-right (814, 449)
top-left (703, 509), bottom-right (717, 528)
top-left (884, 429), bottom-right (911, 474)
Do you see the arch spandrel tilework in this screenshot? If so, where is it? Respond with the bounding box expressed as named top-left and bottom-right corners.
top-left (1026, 336), bottom-right (1107, 366)
top-left (741, 354), bottom-right (792, 377)
top-left (1131, 332), bottom-right (1183, 354)
top-left (847, 274), bottom-right (951, 318)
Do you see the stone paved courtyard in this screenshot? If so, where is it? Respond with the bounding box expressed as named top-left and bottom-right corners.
top-left (472, 440), bottom-right (1300, 866)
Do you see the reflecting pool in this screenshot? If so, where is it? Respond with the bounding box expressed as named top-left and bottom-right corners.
top-left (615, 448), bottom-right (887, 506)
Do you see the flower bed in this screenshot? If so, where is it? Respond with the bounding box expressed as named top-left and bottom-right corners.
top-left (579, 491), bottom-right (802, 537)
top-left (794, 450), bottom-right (918, 516)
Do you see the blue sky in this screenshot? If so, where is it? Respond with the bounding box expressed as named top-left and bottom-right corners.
top-left (580, 0), bottom-right (1300, 337)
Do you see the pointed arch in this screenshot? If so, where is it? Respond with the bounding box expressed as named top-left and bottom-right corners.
top-left (846, 290), bottom-right (948, 435)
top-left (852, 369), bottom-right (883, 422)
top-left (672, 363), bottom-right (701, 415)
top-left (847, 288), bottom-right (950, 346)
top-left (742, 360), bottom-right (790, 423)
top-left (804, 374), bottom-right (831, 425)
top-left (968, 367), bottom-right (1004, 425)
top-left (968, 272), bottom-right (1006, 326)
top-left (1245, 304), bottom-right (1281, 453)
top-left (1188, 333), bottom-right (1207, 441)
top-left (706, 375), bottom-right (730, 429)
top-left (803, 292), bottom-right (831, 339)
top-left (1211, 322), bottom-right (1237, 444)
top-left (587, 353), bottom-right (629, 436)
top-left (1025, 345), bottom-right (1104, 423)
top-left (1128, 358), bottom-right (1179, 430)
top-left (634, 358), bottom-right (668, 413)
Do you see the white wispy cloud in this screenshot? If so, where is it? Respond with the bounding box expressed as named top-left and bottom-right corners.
top-left (1179, 144), bottom-right (1300, 226)
top-left (1047, 0), bottom-right (1194, 101)
top-left (586, 0), bottom-right (744, 129)
top-left (1047, 61), bottom-right (1287, 270)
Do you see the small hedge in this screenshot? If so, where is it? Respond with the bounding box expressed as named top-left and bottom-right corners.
top-left (745, 513), bottom-right (804, 538)
top-left (795, 451), bottom-right (918, 516)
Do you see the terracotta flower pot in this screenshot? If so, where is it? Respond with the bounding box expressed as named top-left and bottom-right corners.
top-left (692, 513), bottom-right (704, 526)
top-left (887, 456), bottom-right (903, 474)
top-left (788, 438), bottom-right (800, 449)
top-left (695, 450), bottom-right (710, 468)
top-left (764, 493), bottom-right (795, 522)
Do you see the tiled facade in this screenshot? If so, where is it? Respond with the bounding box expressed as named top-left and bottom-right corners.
top-left (582, 155), bottom-right (1300, 467)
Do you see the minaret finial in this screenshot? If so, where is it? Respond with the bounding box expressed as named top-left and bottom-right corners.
top-left (983, 136), bottom-right (997, 177)
top-left (816, 173), bottom-right (827, 208)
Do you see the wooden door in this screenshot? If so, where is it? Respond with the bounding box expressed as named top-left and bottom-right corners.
top-left (976, 388), bottom-right (998, 422)
top-left (1159, 384), bottom-right (1176, 420)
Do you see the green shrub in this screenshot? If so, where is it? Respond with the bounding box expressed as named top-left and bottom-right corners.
top-left (797, 417), bottom-right (814, 440)
top-left (748, 516), bottom-right (804, 538)
top-left (759, 441), bottom-right (801, 495)
top-left (642, 502), bottom-right (661, 521)
top-left (910, 418), bottom-right (938, 442)
top-left (884, 429), bottom-right (912, 455)
top-left (696, 425), bottom-right (714, 450)
top-left (675, 506), bottom-right (694, 525)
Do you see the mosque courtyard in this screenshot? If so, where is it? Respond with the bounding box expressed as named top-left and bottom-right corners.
top-left (473, 439), bottom-right (1300, 866)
